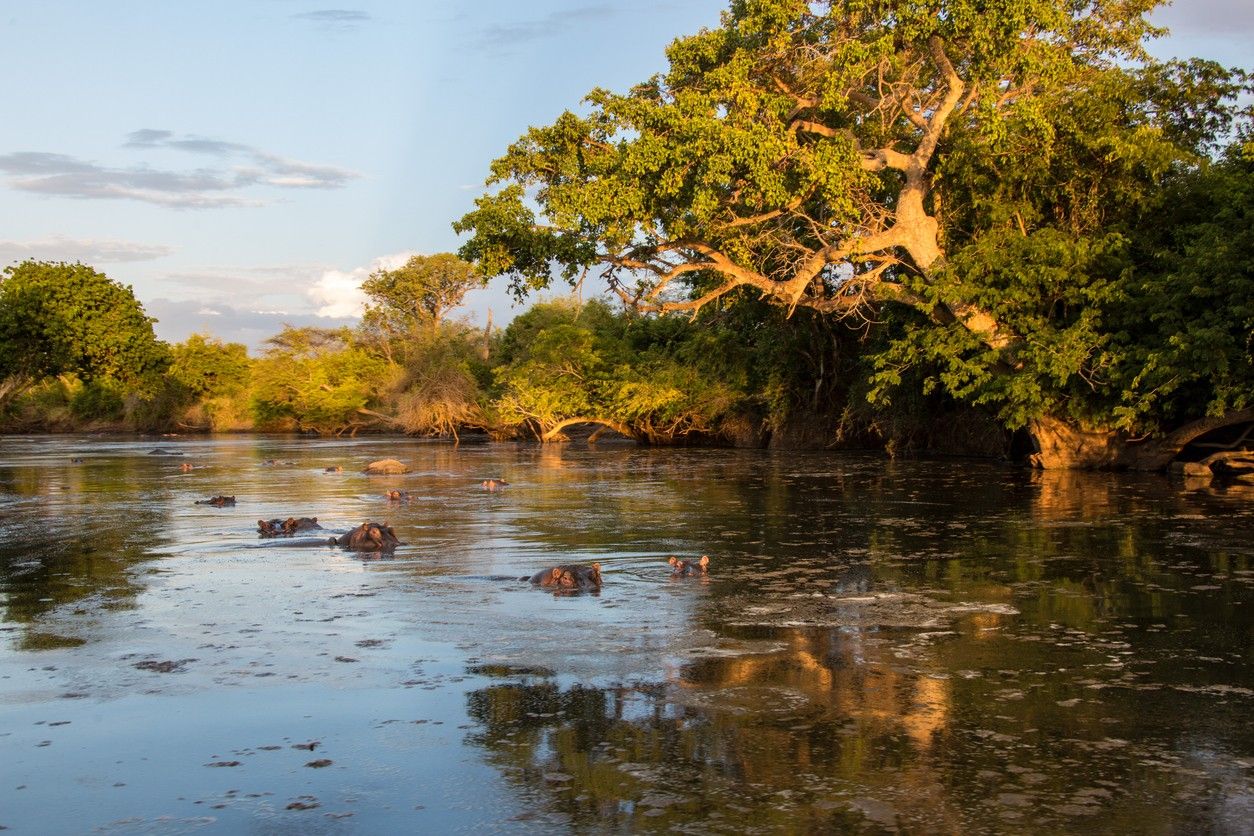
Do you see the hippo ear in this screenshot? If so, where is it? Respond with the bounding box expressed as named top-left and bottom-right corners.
top-left (667, 557), bottom-right (678, 566)
top-left (591, 562), bottom-right (601, 571)
top-left (550, 568), bottom-right (563, 580)
top-left (311, 517), bottom-right (317, 523)
top-left (699, 555), bottom-right (709, 567)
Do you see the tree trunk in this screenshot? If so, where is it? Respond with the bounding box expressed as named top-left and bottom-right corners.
top-left (1026, 416), bottom-right (1127, 469)
top-left (0, 374), bottom-right (33, 412)
top-left (540, 417), bottom-right (637, 444)
top-left (1027, 408), bottom-right (1254, 471)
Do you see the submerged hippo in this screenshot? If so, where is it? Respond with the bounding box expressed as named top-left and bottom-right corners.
top-left (668, 555), bottom-right (710, 576)
top-left (196, 495), bottom-right (236, 507)
top-left (261, 459), bottom-right (296, 466)
top-left (333, 522), bottom-right (402, 551)
top-left (258, 517), bottom-right (323, 537)
top-left (529, 563), bottom-right (602, 591)
top-left (364, 459), bottom-right (409, 475)
top-left (481, 479), bottom-right (508, 491)
top-left (325, 465), bottom-right (343, 473)
top-left (385, 490), bottom-right (413, 502)
top-left (148, 448), bottom-right (184, 457)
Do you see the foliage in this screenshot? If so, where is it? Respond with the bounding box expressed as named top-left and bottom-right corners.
top-left (0, 260), bottom-right (169, 391)
top-left (389, 324), bottom-right (489, 437)
top-left (361, 253), bottom-right (483, 348)
top-left (168, 334), bottom-right (251, 399)
top-left (490, 299), bottom-right (755, 442)
top-left (493, 319), bottom-right (603, 433)
top-left (160, 334), bottom-right (254, 431)
top-left (456, 0), bottom-right (1251, 449)
top-left (457, 0), bottom-right (1159, 309)
top-left (869, 230), bottom-right (1131, 429)
top-left (1110, 142), bottom-right (1254, 429)
top-left (250, 327), bottom-right (389, 435)
top-left (69, 378), bottom-right (127, 422)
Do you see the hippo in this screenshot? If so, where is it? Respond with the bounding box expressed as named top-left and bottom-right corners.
top-left (261, 459), bottom-right (296, 466)
top-left (385, 490), bottom-right (414, 502)
top-left (333, 522), bottom-right (402, 552)
top-left (148, 448), bottom-right (184, 456)
top-left (258, 517), bottom-right (323, 537)
top-left (668, 555), bottom-right (710, 576)
top-left (196, 495), bottom-right (236, 507)
top-left (481, 479), bottom-right (509, 491)
top-left (325, 466), bottom-right (343, 473)
top-left (364, 459), bottom-right (409, 475)
top-left (529, 563), bottom-right (602, 591)
top-left (179, 462), bottom-right (195, 472)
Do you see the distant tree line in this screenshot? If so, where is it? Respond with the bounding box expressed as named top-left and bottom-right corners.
top-left (0, 254), bottom-right (995, 453)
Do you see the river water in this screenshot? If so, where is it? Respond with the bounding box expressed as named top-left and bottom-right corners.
top-left (0, 435), bottom-right (1250, 833)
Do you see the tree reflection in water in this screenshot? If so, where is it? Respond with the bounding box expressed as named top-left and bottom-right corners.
top-left (0, 452), bottom-right (172, 649)
top-left (1, 439), bottom-right (1249, 830)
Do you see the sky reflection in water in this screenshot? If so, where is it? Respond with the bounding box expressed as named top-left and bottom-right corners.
top-left (0, 436), bottom-right (1251, 832)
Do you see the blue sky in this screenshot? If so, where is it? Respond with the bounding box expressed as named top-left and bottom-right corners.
top-left (1, 1), bottom-right (1250, 350)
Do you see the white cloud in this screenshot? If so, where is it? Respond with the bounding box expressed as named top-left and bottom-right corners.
top-left (0, 132), bottom-right (360, 209)
top-left (0, 234), bottom-right (174, 265)
top-left (307, 251), bottom-right (416, 318)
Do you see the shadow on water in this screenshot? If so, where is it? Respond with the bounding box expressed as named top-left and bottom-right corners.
top-left (0, 435), bottom-right (1250, 831)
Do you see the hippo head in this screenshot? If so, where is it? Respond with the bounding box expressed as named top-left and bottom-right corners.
top-left (668, 555), bottom-right (709, 576)
top-left (257, 516), bottom-right (321, 537)
top-left (341, 522), bottom-right (401, 551)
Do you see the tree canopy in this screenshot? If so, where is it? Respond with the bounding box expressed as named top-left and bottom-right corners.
top-left (456, 0), bottom-right (1252, 466)
top-left (250, 326), bottom-right (389, 435)
top-left (0, 260), bottom-right (168, 391)
top-left (361, 253), bottom-right (483, 340)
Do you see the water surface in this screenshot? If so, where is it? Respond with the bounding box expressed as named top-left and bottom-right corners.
top-left (1, 435), bottom-right (1251, 832)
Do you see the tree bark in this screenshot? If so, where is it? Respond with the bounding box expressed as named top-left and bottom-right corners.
top-left (1027, 408), bottom-right (1254, 471)
top-left (540, 417), bottom-right (637, 444)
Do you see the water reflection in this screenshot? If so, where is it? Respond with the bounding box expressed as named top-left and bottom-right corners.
top-left (466, 604), bottom-right (1250, 832)
top-left (0, 436), bottom-right (1250, 831)
top-left (0, 449), bottom-right (176, 648)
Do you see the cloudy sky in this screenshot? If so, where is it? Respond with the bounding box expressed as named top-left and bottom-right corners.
top-left (1, 1), bottom-right (1249, 350)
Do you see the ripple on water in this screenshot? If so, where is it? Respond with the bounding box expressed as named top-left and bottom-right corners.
top-left (0, 438), bottom-right (1251, 833)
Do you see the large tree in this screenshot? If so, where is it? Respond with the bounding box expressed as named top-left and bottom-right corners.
top-left (0, 260), bottom-right (169, 405)
top-left (361, 253), bottom-right (483, 343)
top-left (456, 0), bottom-right (1250, 467)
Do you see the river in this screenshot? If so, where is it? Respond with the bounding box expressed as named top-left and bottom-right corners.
top-left (0, 435), bottom-right (1251, 833)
